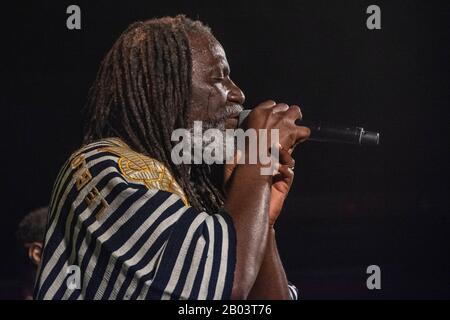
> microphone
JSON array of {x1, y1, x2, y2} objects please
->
[{"x1": 238, "y1": 109, "x2": 380, "y2": 146}]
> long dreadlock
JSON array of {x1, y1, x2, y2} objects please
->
[{"x1": 83, "y1": 15, "x2": 225, "y2": 213}]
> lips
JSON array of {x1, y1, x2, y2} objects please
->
[
  {"x1": 225, "y1": 114, "x2": 240, "y2": 129},
  {"x1": 227, "y1": 112, "x2": 240, "y2": 120},
  {"x1": 220, "y1": 105, "x2": 243, "y2": 129},
  {"x1": 225, "y1": 105, "x2": 243, "y2": 119}
]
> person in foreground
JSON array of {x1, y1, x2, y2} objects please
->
[{"x1": 34, "y1": 15, "x2": 309, "y2": 300}]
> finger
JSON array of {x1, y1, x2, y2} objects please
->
[
  {"x1": 272, "y1": 103, "x2": 290, "y2": 114},
  {"x1": 278, "y1": 147, "x2": 295, "y2": 167},
  {"x1": 295, "y1": 125, "x2": 311, "y2": 143},
  {"x1": 257, "y1": 100, "x2": 277, "y2": 109},
  {"x1": 277, "y1": 164, "x2": 294, "y2": 179},
  {"x1": 283, "y1": 105, "x2": 303, "y2": 121}
]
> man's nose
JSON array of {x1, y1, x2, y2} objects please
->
[{"x1": 228, "y1": 80, "x2": 245, "y2": 105}]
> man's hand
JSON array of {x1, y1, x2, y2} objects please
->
[
  {"x1": 269, "y1": 147, "x2": 295, "y2": 226},
  {"x1": 224, "y1": 101, "x2": 309, "y2": 191},
  {"x1": 222, "y1": 100, "x2": 309, "y2": 299},
  {"x1": 223, "y1": 101, "x2": 309, "y2": 225}
]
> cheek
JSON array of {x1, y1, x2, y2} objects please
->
[
  {"x1": 206, "y1": 85, "x2": 228, "y2": 114},
  {"x1": 191, "y1": 84, "x2": 227, "y2": 121},
  {"x1": 189, "y1": 83, "x2": 209, "y2": 122}
]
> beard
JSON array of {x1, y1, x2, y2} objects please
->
[
  {"x1": 186, "y1": 104, "x2": 243, "y2": 164},
  {"x1": 205, "y1": 104, "x2": 243, "y2": 131}
]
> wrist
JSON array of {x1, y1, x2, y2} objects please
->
[
  {"x1": 235, "y1": 162, "x2": 273, "y2": 184},
  {"x1": 268, "y1": 225, "x2": 276, "y2": 237}
]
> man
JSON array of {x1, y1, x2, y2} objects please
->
[
  {"x1": 16, "y1": 207, "x2": 48, "y2": 299},
  {"x1": 34, "y1": 15, "x2": 309, "y2": 300}
]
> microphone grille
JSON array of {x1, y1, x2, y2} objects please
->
[{"x1": 238, "y1": 110, "x2": 252, "y2": 127}]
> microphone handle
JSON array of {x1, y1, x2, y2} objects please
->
[
  {"x1": 238, "y1": 110, "x2": 380, "y2": 146},
  {"x1": 298, "y1": 120, "x2": 380, "y2": 146}
]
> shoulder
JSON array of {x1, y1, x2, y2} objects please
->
[{"x1": 67, "y1": 138, "x2": 189, "y2": 206}]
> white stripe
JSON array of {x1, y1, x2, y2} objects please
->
[
  {"x1": 213, "y1": 215, "x2": 230, "y2": 300},
  {"x1": 42, "y1": 169, "x2": 128, "y2": 299},
  {"x1": 179, "y1": 236, "x2": 206, "y2": 299},
  {"x1": 45, "y1": 151, "x2": 117, "y2": 248},
  {"x1": 64, "y1": 183, "x2": 140, "y2": 298},
  {"x1": 48, "y1": 141, "x2": 114, "y2": 222},
  {"x1": 96, "y1": 194, "x2": 180, "y2": 299},
  {"x1": 38, "y1": 241, "x2": 65, "y2": 298},
  {"x1": 81, "y1": 189, "x2": 172, "y2": 296},
  {"x1": 80, "y1": 188, "x2": 157, "y2": 296},
  {"x1": 288, "y1": 284, "x2": 298, "y2": 300},
  {"x1": 67, "y1": 175, "x2": 128, "y2": 265},
  {"x1": 60, "y1": 181, "x2": 135, "y2": 299},
  {"x1": 42, "y1": 260, "x2": 69, "y2": 300},
  {"x1": 161, "y1": 212, "x2": 209, "y2": 300},
  {"x1": 121, "y1": 245, "x2": 165, "y2": 300},
  {"x1": 197, "y1": 217, "x2": 215, "y2": 299},
  {"x1": 39, "y1": 156, "x2": 119, "y2": 288},
  {"x1": 109, "y1": 205, "x2": 187, "y2": 299}
]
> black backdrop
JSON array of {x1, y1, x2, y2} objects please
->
[{"x1": 2, "y1": 0, "x2": 449, "y2": 299}]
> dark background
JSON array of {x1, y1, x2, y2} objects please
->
[{"x1": 2, "y1": 0, "x2": 449, "y2": 299}]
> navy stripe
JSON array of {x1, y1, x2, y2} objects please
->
[
  {"x1": 34, "y1": 157, "x2": 71, "y2": 298},
  {"x1": 145, "y1": 207, "x2": 199, "y2": 299},
  {"x1": 103, "y1": 197, "x2": 185, "y2": 299},
  {"x1": 47, "y1": 144, "x2": 114, "y2": 226},
  {"x1": 44, "y1": 156, "x2": 120, "y2": 265},
  {"x1": 50, "y1": 200, "x2": 108, "y2": 300},
  {"x1": 207, "y1": 216, "x2": 222, "y2": 299},
  {"x1": 84, "y1": 191, "x2": 171, "y2": 298},
  {"x1": 64, "y1": 183, "x2": 133, "y2": 299},
  {"x1": 114, "y1": 227, "x2": 172, "y2": 299},
  {"x1": 169, "y1": 223, "x2": 205, "y2": 299},
  {"x1": 37, "y1": 157, "x2": 126, "y2": 296},
  {"x1": 188, "y1": 224, "x2": 210, "y2": 299},
  {"x1": 113, "y1": 195, "x2": 183, "y2": 299},
  {"x1": 52, "y1": 173, "x2": 136, "y2": 298},
  {"x1": 36, "y1": 183, "x2": 80, "y2": 299},
  {"x1": 77, "y1": 187, "x2": 146, "y2": 289},
  {"x1": 220, "y1": 210, "x2": 236, "y2": 300},
  {"x1": 36, "y1": 245, "x2": 70, "y2": 299},
  {"x1": 35, "y1": 140, "x2": 238, "y2": 300}
]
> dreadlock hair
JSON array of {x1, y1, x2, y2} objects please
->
[{"x1": 83, "y1": 15, "x2": 225, "y2": 213}]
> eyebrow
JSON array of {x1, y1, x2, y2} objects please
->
[{"x1": 207, "y1": 60, "x2": 230, "y2": 76}]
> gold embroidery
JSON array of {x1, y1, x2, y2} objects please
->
[
  {"x1": 71, "y1": 154, "x2": 86, "y2": 169},
  {"x1": 95, "y1": 198, "x2": 109, "y2": 221},
  {"x1": 70, "y1": 154, "x2": 92, "y2": 191},
  {"x1": 75, "y1": 168, "x2": 92, "y2": 191},
  {"x1": 85, "y1": 187, "x2": 109, "y2": 221},
  {"x1": 99, "y1": 143, "x2": 189, "y2": 206},
  {"x1": 85, "y1": 187, "x2": 101, "y2": 206}
]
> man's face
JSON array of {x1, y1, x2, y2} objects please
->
[{"x1": 188, "y1": 32, "x2": 245, "y2": 130}]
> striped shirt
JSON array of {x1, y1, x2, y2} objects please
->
[{"x1": 34, "y1": 138, "x2": 298, "y2": 300}]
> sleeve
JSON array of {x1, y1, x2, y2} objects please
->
[
  {"x1": 33, "y1": 142, "x2": 237, "y2": 300},
  {"x1": 91, "y1": 142, "x2": 237, "y2": 300},
  {"x1": 147, "y1": 207, "x2": 237, "y2": 300},
  {"x1": 288, "y1": 281, "x2": 299, "y2": 300}
]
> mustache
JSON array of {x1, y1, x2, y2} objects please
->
[{"x1": 216, "y1": 104, "x2": 244, "y2": 122}]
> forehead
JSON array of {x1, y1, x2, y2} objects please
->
[{"x1": 189, "y1": 33, "x2": 228, "y2": 70}]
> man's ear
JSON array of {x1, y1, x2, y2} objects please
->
[{"x1": 27, "y1": 242, "x2": 43, "y2": 266}]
